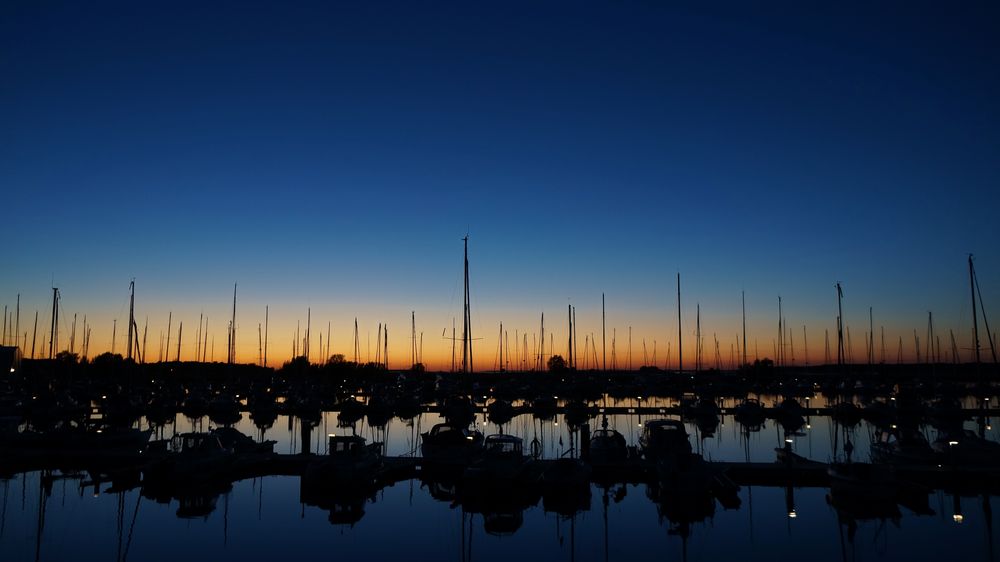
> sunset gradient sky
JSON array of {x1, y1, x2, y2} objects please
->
[{"x1": 2, "y1": 2, "x2": 998, "y2": 369}]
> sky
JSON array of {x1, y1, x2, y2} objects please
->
[{"x1": 2, "y1": 1, "x2": 998, "y2": 369}]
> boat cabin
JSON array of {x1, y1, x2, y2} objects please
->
[
  {"x1": 171, "y1": 433, "x2": 226, "y2": 454},
  {"x1": 640, "y1": 420, "x2": 692, "y2": 457},
  {"x1": 484, "y1": 434, "x2": 523, "y2": 456},
  {"x1": 328, "y1": 434, "x2": 370, "y2": 456}
]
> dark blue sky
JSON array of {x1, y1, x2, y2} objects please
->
[{"x1": 2, "y1": 2, "x2": 998, "y2": 366}]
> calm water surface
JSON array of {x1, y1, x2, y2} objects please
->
[{"x1": 3, "y1": 397, "x2": 999, "y2": 561}]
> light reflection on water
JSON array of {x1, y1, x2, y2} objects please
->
[{"x1": 2, "y1": 396, "x2": 999, "y2": 561}]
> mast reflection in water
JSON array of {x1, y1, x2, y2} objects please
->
[{"x1": 1, "y1": 405, "x2": 998, "y2": 562}]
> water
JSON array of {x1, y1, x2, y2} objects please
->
[{"x1": 2, "y1": 399, "x2": 999, "y2": 561}]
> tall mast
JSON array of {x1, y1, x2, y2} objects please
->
[
  {"x1": 540, "y1": 313, "x2": 545, "y2": 370},
  {"x1": 354, "y1": 318, "x2": 360, "y2": 364},
  {"x1": 602, "y1": 293, "x2": 606, "y2": 371},
  {"x1": 176, "y1": 322, "x2": 183, "y2": 361},
  {"x1": 306, "y1": 308, "x2": 311, "y2": 363},
  {"x1": 462, "y1": 236, "x2": 473, "y2": 373},
  {"x1": 741, "y1": 291, "x2": 747, "y2": 367},
  {"x1": 836, "y1": 283, "x2": 845, "y2": 366},
  {"x1": 166, "y1": 312, "x2": 172, "y2": 364},
  {"x1": 14, "y1": 294, "x2": 19, "y2": 350},
  {"x1": 499, "y1": 321, "x2": 504, "y2": 372},
  {"x1": 48, "y1": 287, "x2": 59, "y2": 359},
  {"x1": 127, "y1": 279, "x2": 135, "y2": 361},
  {"x1": 31, "y1": 311, "x2": 38, "y2": 359},
  {"x1": 229, "y1": 282, "x2": 237, "y2": 364},
  {"x1": 777, "y1": 296, "x2": 783, "y2": 367},
  {"x1": 676, "y1": 274, "x2": 682, "y2": 373},
  {"x1": 572, "y1": 306, "x2": 578, "y2": 369},
  {"x1": 696, "y1": 303, "x2": 701, "y2": 373},
  {"x1": 142, "y1": 317, "x2": 148, "y2": 364},
  {"x1": 412, "y1": 311, "x2": 417, "y2": 368},
  {"x1": 567, "y1": 304, "x2": 573, "y2": 370},
  {"x1": 869, "y1": 307, "x2": 875, "y2": 367}
]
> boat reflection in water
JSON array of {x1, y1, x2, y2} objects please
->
[{"x1": 4, "y1": 406, "x2": 1000, "y2": 562}]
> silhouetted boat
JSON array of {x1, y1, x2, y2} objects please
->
[
  {"x1": 932, "y1": 429, "x2": 1000, "y2": 465},
  {"x1": 733, "y1": 398, "x2": 766, "y2": 429},
  {"x1": 463, "y1": 434, "x2": 533, "y2": 483},
  {"x1": 589, "y1": 426, "x2": 628, "y2": 464},
  {"x1": 486, "y1": 399, "x2": 516, "y2": 426},
  {"x1": 420, "y1": 423, "x2": 484, "y2": 464},
  {"x1": 145, "y1": 432, "x2": 234, "y2": 483},
  {"x1": 870, "y1": 427, "x2": 935, "y2": 465},
  {"x1": 640, "y1": 420, "x2": 692, "y2": 464},
  {"x1": 305, "y1": 434, "x2": 383, "y2": 482}
]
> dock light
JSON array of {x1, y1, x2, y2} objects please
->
[
  {"x1": 949, "y1": 441, "x2": 959, "y2": 446},
  {"x1": 806, "y1": 424, "x2": 811, "y2": 429},
  {"x1": 988, "y1": 425, "x2": 993, "y2": 431},
  {"x1": 102, "y1": 395, "x2": 107, "y2": 400},
  {"x1": 788, "y1": 510, "x2": 797, "y2": 518},
  {"x1": 954, "y1": 514, "x2": 964, "y2": 524},
  {"x1": 890, "y1": 397, "x2": 896, "y2": 401},
  {"x1": 466, "y1": 436, "x2": 474, "y2": 441},
  {"x1": 555, "y1": 422, "x2": 559, "y2": 426},
  {"x1": 891, "y1": 424, "x2": 897, "y2": 429},
  {"x1": 637, "y1": 396, "x2": 643, "y2": 401},
  {"x1": 554, "y1": 396, "x2": 559, "y2": 400},
  {"x1": 9, "y1": 367, "x2": 13, "y2": 373},
  {"x1": 785, "y1": 438, "x2": 794, "y2": 443}
]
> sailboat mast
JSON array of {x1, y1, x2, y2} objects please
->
[
  {"x1": 602, "y1": 293, "x2": 606, "y2": 371},
  {"x1": 499, "y1": 321, "x2": 504, "y2": 372},
  {"x1": 229, "y1": 282, "x2": 237, "y2": 364},
  {"x1": 48, "y1": 287, "x2": 59, "y2": 359},
  {"x1": 741, "y1": 291, "x2": 747, "y2": 367},
  {"x1": 127, "y1": 280, "x2": 135, "y2": 361},
  {"x1": 836, "y1": 283, "x2": 845, "y2": 366},
  {"x1": 677, "y1": 274, "x2": 682, "y2": 373},
  {"x1": 567, "y1": 304, "x2": 573, "y2": 370},
  {"x1": 462, "y1": 236, "x2": 473, "y2": 373}
]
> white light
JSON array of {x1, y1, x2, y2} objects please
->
[
  {"x1": 949, "y1": 441, "x2": 959, "y2": 446},
  {"x1": 788, "y1": 511, "x2": 797, "y2": 518},
  {"x1": 806, "y1": 424, "x2": 811, "y2": 429},
  {"x1": 785, "y1": 438, "x2": 793, "y2": 443},
  {"x1": 954, "y1": 514, "x2": 964, "y2": 524},
  {"x1": 8, "y1": 368, "x2": 13, "y2": 373},
  {"x1": 891, "y1": 424, "x2": 897, "y2": 429}
]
